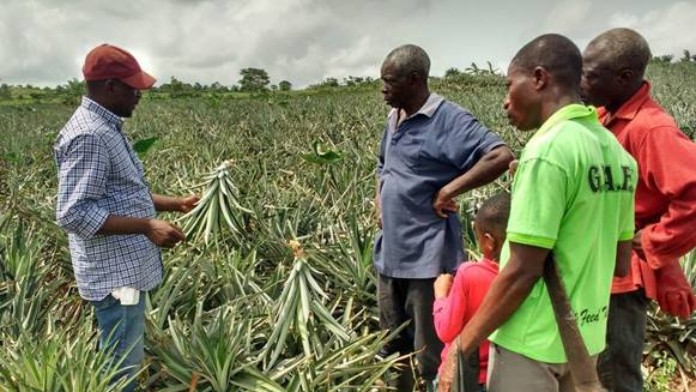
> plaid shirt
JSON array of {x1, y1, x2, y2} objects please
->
[{"x1": 54, "y1": 97, "x2": 162, "y2": 301}]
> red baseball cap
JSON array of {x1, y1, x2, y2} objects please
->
[{"x1": 82, "y1": 44, "x2": 156, "y2": 90}]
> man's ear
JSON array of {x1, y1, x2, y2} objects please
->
[
  {"x1": 103, "y1": 79, "x2": 118, "y2": 93},
  {"x1": 484, "y1": 232, "x2": 497, "y2": 253},
  {"x1": 532, "y1": 66, "x2": 549, "y2": 90},
  {"x1": 409, "y1": 71, "x2": 427, "y2": 86},
  {"x1": 616, "y1": 68, "x2": 636, "y2": 86}
]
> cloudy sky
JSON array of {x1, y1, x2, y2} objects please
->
[{"x1": 1, "y1": 0, "x2": 695, "y2": 88}]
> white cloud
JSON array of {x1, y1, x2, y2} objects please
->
[
  {"x1": 608, "y1": 1, "x2": 696, "y2": 57},
  {"x1": 543, "y1": 0, "x2": 594, "y2": 37},
  {"x1": 0, "y1": 0, "x2": 433, "y2": 87},
  {"x1": 0, "y1": 0, "x2": 692, "y2": 88}
]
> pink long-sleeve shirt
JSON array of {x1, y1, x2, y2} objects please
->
[{"x1": 433, "y1": 258, "x2": 499, "y2": 385}]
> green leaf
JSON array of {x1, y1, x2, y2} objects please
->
[
  {"x1": 132, "y1": 137, "x2": 159, "y2": 159},
  {"x1": 301, "y1": 141, "x2": 343, "y2": 164}
]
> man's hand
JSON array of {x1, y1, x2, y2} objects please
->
[
  {"x1": 632, "y1": 230, "x2": 645, "y2": 260},
  {"x1": 434, "y1": 273, "x2": 454, "y2": 299},
  {"x1": 655, "y1": 260, "x2": 696, "y2": 319},
  {"x1": 146, "y1": 219, "x2": 186, "y2": 248},
  {"x1": 433, "y1": 188, "x2": 459, "y2": 219},
  {"x1": 375, "y1": 195, "x2": 383, "y2": 229},
  {"x1": 509, "y1": 159, "x2": 519, "y2": 177},
  {"x1": 178, "y1": 194, "x2": 200, "y2": 213}
]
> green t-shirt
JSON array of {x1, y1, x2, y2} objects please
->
[{"x1": 489, "y1": 104, "x2": 637, "y2": 363}]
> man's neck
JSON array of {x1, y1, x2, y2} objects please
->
[
  {"x1": 605, "y1": 82, "x2": 643, "y2": 114},
  {"x1": 87, "y1": 94, "x2": 113, "y2": 111},
  {"x1": 540, "y1": 93, "x2": 581, "y2": 125},
  {"x1": 401, "y1": 90, "x2": 430, "y2": 117}
]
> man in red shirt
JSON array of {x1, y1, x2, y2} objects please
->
[{"x1": 582, "y1": 28, "x2": 696, "y2": 392}]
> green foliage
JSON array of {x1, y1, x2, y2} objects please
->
[
  {"x1": 0, "y1": 84, "x2": 11, "y2": 100},
  {"x1": 645, "y1": 351, "x2": 680, "y2": 392},
  {"x1": 301, "y1": 141, "x2": 343, "y2": 164},
  {"x1": 444, "y1": 67, "x2": 461, "y2": 79},
  {"x1": 132, "y1": 136, "x2": 159, "y2": 159},
  {"x1": 239, "y1": 68, "x2": 271, "y2": 92}
]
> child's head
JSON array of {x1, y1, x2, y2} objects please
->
[{"x1": 474, "y1": 192, "x2": 511, "y2": 261}]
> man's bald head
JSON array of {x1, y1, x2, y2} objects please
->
[
  {"x1": 585, "y1": 28, "x2": 651, "y2": 80},
  {"x1": 382, "y1": 44, "x2": 430, "y2": 80},
  {"x1": 581, "y1": 28, "x2": 651, "y2": 110},
  {"x1": 510, "y1": 34, "x2": 582, "y2": 91}
]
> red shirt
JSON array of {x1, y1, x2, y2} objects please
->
[
  {"x1": 599, "y1": 82, "x2": 696, "y2": 297},
  {"x1": 433, "y1": 259, "x2": 498, "y2": 384}
]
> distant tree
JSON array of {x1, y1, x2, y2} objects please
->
[
  {"x1": 462, "y1": 62, "x2": 500, "y2": 76},
  {"x1": 239, "y1": 68, "x2": 270, "y2": 91},
  {"x1": 210, "y1": 81, "x2": 226, "y2": 91},
  {"x1": 279, "y1": 80, "x2": 292, "y2": 91},
  {"x1": 444, "y1": 67, "x2": 461, "y2": 78},
  {"x1": 682, "y1": 50, "x2": 692, "y2": 62},
  {"x1": 653, "y1": 54, "x2": 674, "y2": 63},
  {"x1": 344, "y1": 76, "x2": 367, "y2": 86},
  {"x1": 465, "y1": 62, "x2": 480, "y2": 74},
  {"x1": 0, "y1": 83, "x2": 11, "y2": 100},
  {"x1": 485, "y1": 61, "x2": 500, "y2": 75},
  {"x1": 322, "y1": 77, "x2": 339, "y2": 87},
  {"x1": 59, "y1": 78, "x2": 85, "y2": 104},
  {"x1": 270, "y1": 84, "x2": 278, "y2": 91}
]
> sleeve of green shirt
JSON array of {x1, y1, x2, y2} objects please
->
[
  {"x1": 507, "y1": 158, "x2": 569, "y2": 250},
  {"x1": 618, "y1": 181, "x2": 636, "y2": 241}
]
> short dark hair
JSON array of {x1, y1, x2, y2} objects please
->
[
  {"x1": 383, "y1": 44, "x2": 431, "y2": 79},
  {"x1": 586, "y1": 28, "x2": 651, "y2": 79},
  {"x1": 475, "y1": 192, "x2": 511, "y2": 238},
  {"x1": 511, "y1": 34, "x2": 582, "y2": 90}
]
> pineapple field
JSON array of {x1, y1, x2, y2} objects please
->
[{"x1": 0, "y1": 61, "x2": 695, "y2": 391}]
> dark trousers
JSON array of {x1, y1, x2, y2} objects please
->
[
  {"x1": 379, "y1": 274, "x2": 443, "y2": 390},
  {"x1": 597, "y1": 290, "x2": 648, "y2": 392}
]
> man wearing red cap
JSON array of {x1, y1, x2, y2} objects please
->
[{"x1": 54, "y1": 43, "x2": 198, "y2": 391}]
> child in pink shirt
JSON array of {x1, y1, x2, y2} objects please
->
[{"x1": 433, "y1": 193, "x2": 510, "y2": 389}]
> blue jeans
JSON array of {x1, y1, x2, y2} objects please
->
[{"x1": 90, "y1": 293, "x2": 145, "y2": 392}]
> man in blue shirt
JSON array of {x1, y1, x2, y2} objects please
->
[
  {"x1": 54, "y1": 44, "x2": 198, "y2": 391},
  {"x1": 375, "y1": 44, "x2": 514, "y2": 390}
]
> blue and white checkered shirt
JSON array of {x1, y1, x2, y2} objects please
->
[{"x1": 54, "y1": 97, "x2": 162, "y2": 301}]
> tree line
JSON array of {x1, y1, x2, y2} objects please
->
[{"x1": 2, "y1": 52, "x2": 695, "y2": 104}]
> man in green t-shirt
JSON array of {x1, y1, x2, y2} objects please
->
[{"x1": 438, "y1": 34, "x2": 637, "y2": 392}]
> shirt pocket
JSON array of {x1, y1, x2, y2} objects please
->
[{"x1": 395, "y1": 132, "x2": 424, "y2": 170}]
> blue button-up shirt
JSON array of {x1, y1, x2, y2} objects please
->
[
  {"x1": 374, "y1": 94, "x2": 505, "y2": 279},
  {"x1": 54, "y1": 97, "x2": 162, "y2": 301}
]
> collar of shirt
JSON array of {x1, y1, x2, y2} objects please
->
[
  {"x1": 81, "y1": 96, "x2": 124, "y2": 131},
  {"x1": 477, "y1": 258, "x2": 500, "y2": 271},
  {"x1": 597, "y1": 81, "x2": 651, "y2": 126},
  {"x1": 388, "y1": 93, "x2": 445, "y2": 130},
  {"x1": 532, "y1": 103, "x2": 598, "y2": 140}
]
